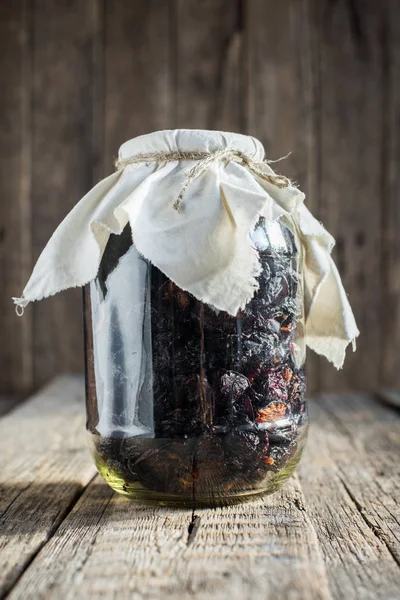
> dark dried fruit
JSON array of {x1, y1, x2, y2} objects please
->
[
  {"x1": 89, "y1": 219, "x2": 308, "y2": 503},
  {"x1": 256, "y1": 402, "x2": 288, "y2": 424}
]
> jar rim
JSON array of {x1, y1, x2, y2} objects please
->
[{"x1": 118, "y1": 129, "x2": 265, "y2": 162}]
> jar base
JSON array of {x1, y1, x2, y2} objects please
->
[{"x1": 94, "y1": 444, "x2": 305, "y2": 508}]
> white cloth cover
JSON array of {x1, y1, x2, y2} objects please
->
[{"x1": 14, "y1": 129, "x2": 359, "y2": 368}]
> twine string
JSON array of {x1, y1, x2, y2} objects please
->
[{"x1": 115, "y1": 148, "x2": 291, "y2": 211}]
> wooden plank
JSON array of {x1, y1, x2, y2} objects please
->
[
  {"x1": 381, "y1": 0, "x2": 400, "y2": 387},
  {"x1": 31, "y1": 0, "x2": 101, "y2": 388},
  {"x1": 91, "y1": 0, "x2": 106, "y2": 184},
  {"x1": 175, "y1": 0, "x2": 244, "y2": 131},
  {"x1": 314, "y1": 0, "x2": 384, "y2": 390},
  {"x1": 298, "y1": 394, "x2": 400, "y2": 599},
  {"x1": 246, "y1": 0, "x2": 320, "y2": 392},
  {"x1": 7, "y1": 477, "x2": 331, "y2": 600},
  {"x1": 247, "y1": 0, "x2": 317, "y2": 199},
  {"x1": 320, "y1": 393, "x2": 400, "y2": 563},
  {"x1": 2, "y1": 377, "x2": 399, "y2": 599},
  {"x1": 0, "y1": 0, "x2": 33, "y2": 394},
  {"x1": 0, "y1": 375, "x2": 96, "y2": 599},
  {"x1": 104, "y1": 0, "x2": 172, "y2": 173}
]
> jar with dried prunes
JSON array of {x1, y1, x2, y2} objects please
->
[
  {"x1": 16, "y1": 130, "x2": 358, "y2": 508},
  {"x1": 84, "y1": 215, "x2": 308, "y2": 507}
]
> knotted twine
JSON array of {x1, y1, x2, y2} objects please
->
[{"x1": 115, "y1": 148, "x2": 292, "y2": 211}]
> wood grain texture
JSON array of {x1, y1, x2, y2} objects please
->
[
  {"x1": 30, "y1": 0, "x2": 102, "y2": 389},
  {"x1": 7, "y1": 477, "x2": 331, "y2": 600},
  {"x1": 314, "y1": 0, "x2": 384, "y2": 390},
  {"x1": 104, "y1": 0, "x2": 173, "y2": 173},
  {"x1": 299, "y1": 396, "x2": 400, "y2": 599},
  {"x1": 318, "y1": 393, "x2": 400, "y2": 564},
  {"x1": 175, "y1": 0, "x2": 244, "y2": 131},
  {"x1": 1, "y1": 376, "x2": 400, "y2": 599},
  {"x1": 247, "y1": 0, "x2": 316, "y2": 197},
  {"x1": 0, "y1": 376, "x2": 96, "y2": 599},
  {"x1": 0, "y1": 0, "x2": 33, "y2": 394},
  {"x1": 91, "y1": 0, "x2": 106, "y2": 184},
  {"x1": 380, "y1": 0, "x2": 400, "y2": 387}
]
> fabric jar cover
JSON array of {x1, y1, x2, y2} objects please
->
[{"x1": 13, "y1": 129, "x2": 359, "y2": 369}]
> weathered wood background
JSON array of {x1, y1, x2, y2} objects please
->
[{"x1": 0, "y1": 0, "x2": 398, "y2": 396}]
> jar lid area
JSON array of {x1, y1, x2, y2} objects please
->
[{"x1": 118, "y1": 129, "x2": 265, "y2": 162}]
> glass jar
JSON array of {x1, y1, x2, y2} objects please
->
[{"x1": 83, "y1": 216, "x2": 308, "y2": 507}]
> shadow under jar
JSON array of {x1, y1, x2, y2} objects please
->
[{"x1": 84, "y1": 217, "x2": 308, "y2": 507}]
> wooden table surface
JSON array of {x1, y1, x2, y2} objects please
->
[{"x1": 0, "y1": 376, "x2": 399, "y2": 600}]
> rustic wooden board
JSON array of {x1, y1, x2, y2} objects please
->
[
  {"x1": 1, "y1": 375, "x2": 400, "y2": 599},
  {"x1": 30, "y1": 0, "x2": 101, "y2": 389},
  {"x1": 7, "y1": 477, "x2": 331, "y2": 600},
  {"x1": 91, "y1": 0, "x2": 106, "y2": 184},
  {"x1": 317, "y1": 393, "x2": 400, "y2": 563},
  {"x1": 104, "y1": 0, "x2": 173, "y2": 173},
  {"x1": 380, "y1": 0, "x2": 400, "y2": 387},
  {"x1": 175, "y1": 0, "x2": 244, "y2": 131},
  {"x1": 299, "y1": 396, "x2": 400, "y2": 599},
  {"x1": 247, "y1": 0, "x2": 317, "y2": 199},
  {"x1": 0, "y1": 376, "x2": 96, "y2": 599},
  {"x1": 314, "y1": 0, "x2": 384, "y2": 390},
  {"x1": 0, "y1": 0, "x2": 33, "y2": 395}
]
